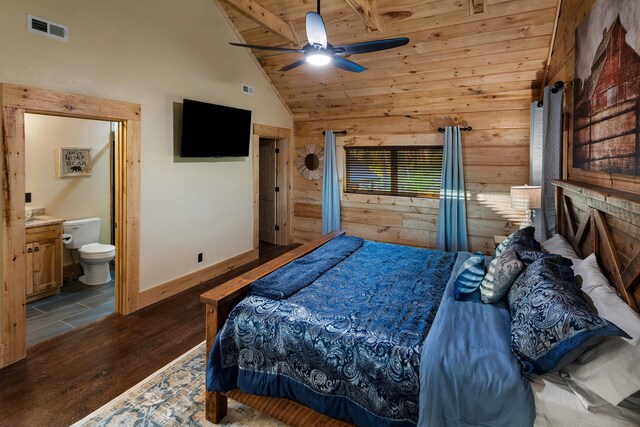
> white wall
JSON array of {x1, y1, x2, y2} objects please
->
[
  {"x1": 0, "y1": 0, "x2": 292, "y2": 291},
  {"x1": 24, "y1": 114, "x2": 112, "y2": 262}
]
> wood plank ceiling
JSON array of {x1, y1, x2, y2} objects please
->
[{"x1": 217, "y1": 0, "x2": 559, "y2": 252}]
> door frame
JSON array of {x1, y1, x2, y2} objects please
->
[
  {"x1": 252, "y1": 124, "x2": 291, "y2": 248},
  {"x1": 0, "y1": 83, "x2": 141, "y2": 368}
]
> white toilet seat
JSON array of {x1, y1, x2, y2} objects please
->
[{"x1": 79, "y1": 243, "x2": 116, "y2": 260}]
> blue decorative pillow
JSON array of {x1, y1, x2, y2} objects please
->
[
  {"x1": 480, "y1": 248, "x2": 524, "y2": 304},
  {"x1": 508, "y1": 258, "x2": 629, "y2": 375},
  {"x1": 454, "y1": 252, "x2": 485, "y2": 301},
  {"x1": 495, "y1": 226, "x2": 541, "y2": 257}
]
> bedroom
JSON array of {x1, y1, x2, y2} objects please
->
[{"x1": 1, "y1": 0, "x2": 640, "y2": 426}]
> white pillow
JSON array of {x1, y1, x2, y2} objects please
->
[
  {"x1": 562, "y1": 254, "x2": 640, "y2": 406},
  {"x1": 541, "y1": 234, "x2": 581, "y2": 265}
]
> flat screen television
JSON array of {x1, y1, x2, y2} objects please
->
[{"x1": 180, "y1": 99, "x2": 252, "y2": 157}]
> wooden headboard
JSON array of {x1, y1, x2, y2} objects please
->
[{"x1": 554, "y1": 180, "x2": 640, "y2": 312}]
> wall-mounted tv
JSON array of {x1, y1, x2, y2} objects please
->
[{"x1": 180, "y1": 99, "x2": 252, "y2": 157}]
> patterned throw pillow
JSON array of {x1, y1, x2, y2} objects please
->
[
  {"x1": 508, "y1": 258, "x2": 629, "y2": 375},
  {"x1": 480, "y1": 247, "x2": 524, "y2": 303},
  {"x1": 495, "y1": 226, "x2": 541, "y2": 257},
  {"x1": 508, "y1": 246, "x2": 575, "y2": 280},
  {"x1": 454, "y1": 252, "x2": 486, "y2": 301}
]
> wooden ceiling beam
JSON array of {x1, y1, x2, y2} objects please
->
[
  {"x1": 220, "y1": 0, "x2": 299, "y2": 45},
  {"x1": 344, "y1": 0, "x2": 382, "y2": 32}
]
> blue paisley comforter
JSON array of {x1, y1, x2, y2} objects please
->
[{"x1": 207, "y1": 238, "x2": 457, "y2": 426}]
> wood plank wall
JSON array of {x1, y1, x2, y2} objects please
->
[
  {"x1": 547, "y1": 0, "x2": 640, "y2": 195},
  {"x1": 286, "y1": 1, "x2": 557, "y2": 252}
]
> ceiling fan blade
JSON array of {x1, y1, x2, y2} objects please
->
[
  {"x1": 279, "y1": 59, "x2": 307, "y2": 72},
  {"x1": 333, "y1": 37, "x2": 410, "y2": 55},
  {"x1": 306, "y1": 12, "x2": 327, "y2": 49},
  {"x1": 332, "y1": 56, "x2": 365, "y2": 73},
  {"x1": 229, "y1": 42, "x2": 304, "y2": 53}
]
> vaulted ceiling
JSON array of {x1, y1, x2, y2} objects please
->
[{"x1": 216, "y1": 0, "x2": 559, "y2": 120}]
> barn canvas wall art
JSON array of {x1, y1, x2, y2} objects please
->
[{"x1": 573, "y1": 0, "x2": 640, "y2": 175}]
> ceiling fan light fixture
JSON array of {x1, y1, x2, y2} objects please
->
[
  {"x1": 306, "y1": 52, "x2": 332, "y2": 66},
  {"x1": 229, "y1": 0, "x2": 409, "y2": 73}
]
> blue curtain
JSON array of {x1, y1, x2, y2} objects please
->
[
  {"x1": 541, "y1": 86, "x2": 563, "y2": 240},
  {"x1": 529, "y1": 86, "x2": 563, "y2": 241},
  {"x1": 322, "y1": 130, "x2": 340, "y2": 234},
  {"x1": 529, "y1": 100, "x2": 544, "y2": 241},
  {"x1": 436, "y1": 126, "x2": 468, "y2": 252}
]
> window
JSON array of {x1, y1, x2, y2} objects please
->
[{"x1": 345, "y1": 146, "x2": 443, "y2": 198}]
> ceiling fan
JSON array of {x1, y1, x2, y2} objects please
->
[{"x1": 229, "y1": 0, "x2": 409, "y2": 73}]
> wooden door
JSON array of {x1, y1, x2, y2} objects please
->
[
  {"x1": 259, "y1": 139, "x2": 277, "y2": 244},
  {"x1": 32, "y1": 240, "x2": 57, "y2": 294}
]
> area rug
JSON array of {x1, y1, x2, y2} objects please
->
[{"x1": 72, "y1": 342, "x2": 286, "y2": 426}]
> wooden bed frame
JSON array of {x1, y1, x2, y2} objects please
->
[
  {"x1": 554, "y1": 180, "x2": 640, "y2": 312},
  {"x1": 200, "y1": 179, "x2": 640, "y2": 426}
]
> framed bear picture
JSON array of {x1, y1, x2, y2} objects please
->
[{"x1": 59, "y1": 147, "x2": 92, "y2": 177}]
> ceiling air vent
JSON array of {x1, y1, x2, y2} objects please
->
[{"x1": 27, "y1": 14, "x2": 68, "y2": 42}]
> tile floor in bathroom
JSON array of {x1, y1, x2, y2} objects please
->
[{"x1": 26, "y1": 271, "x2": 115, "y2": 347}]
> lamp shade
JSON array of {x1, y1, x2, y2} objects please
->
[{"x1": 511, "y1": 185, "x2": 542, "y2": 209}]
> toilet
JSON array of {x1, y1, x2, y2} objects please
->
[{"x1": 63, "y1": 218, "x2": 115, "y2": 286}]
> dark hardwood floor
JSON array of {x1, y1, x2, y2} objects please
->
[{"x1": 0, "y1": 242, "x2": 298, "y2": 427}]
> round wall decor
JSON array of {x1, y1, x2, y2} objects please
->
[{"x1": 296, "y1": 144, "x2": 324, "y2": 180}]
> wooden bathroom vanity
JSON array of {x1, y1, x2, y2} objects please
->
[{"x1": 25, "y1": 216, "x2": 63, "y2": 302}]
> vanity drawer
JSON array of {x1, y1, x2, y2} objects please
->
[{"x1": 26, "y1": 224, "x2": 61, "y2": 243}]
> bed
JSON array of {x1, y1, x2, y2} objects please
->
[{"x1": 200, "y1": 179, "x2": 640, "y2": 426}]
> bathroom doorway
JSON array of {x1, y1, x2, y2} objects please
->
[
  {"x1": 24, "y1": 114, "x2": 116, "y2": 347},
  {"x1": 0, "y1": 84, "x2": 141, "y2": 369}
]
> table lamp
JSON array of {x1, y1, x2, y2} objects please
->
[{"x1": 511, "y1": 185, "x2": 542, "y2": 228}]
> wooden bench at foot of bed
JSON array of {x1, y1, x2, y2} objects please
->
[{"x1": 200, "y1": 230, "x2": 349, "y2": 426}]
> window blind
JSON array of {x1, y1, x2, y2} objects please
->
[{"x1": 345, "y1": 146, "x2": 443, "y2": 198}]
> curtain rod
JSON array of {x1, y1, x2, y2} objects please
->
[
  {"x1": 322, "y1": 130, "x2": 347, "y2": 135},
  {"x1": 437, "y1": 126, "x2": 472, "y2": 133},
  {"x1": 537, "y1": 81, "x2": 565, "y2": 107}
]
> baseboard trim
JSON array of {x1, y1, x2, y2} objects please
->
[{"x1": 138, "y1": 249, "x2": 259, "y2": 309}]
